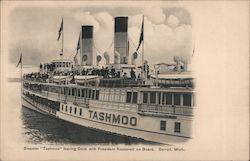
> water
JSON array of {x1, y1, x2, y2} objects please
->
[
  {"x1": 7, "y1": 82, "x2": 155, "y2": 145},
  {"x1": 21, "y1": 107, "x2": 152, "y2": 145}
]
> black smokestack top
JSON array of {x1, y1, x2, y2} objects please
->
[
  {"x1": 82, "y1": 26, "x2": 93, "y2": 38},
  {"x1": 115, "y1": 17, "x2": 128, "y2": 32},
  {"x1": 80, "y1": 25, "x2": 93, "y2": 66}
]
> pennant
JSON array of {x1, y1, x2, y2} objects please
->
[
  {"x1": 16, "y1": 54, "x2": 22, "y2": 68},
  {"x1": 136, "y1": 16, "x2": 144, "y2": 51},
  {"x1": 76, "y1": 32, "x2": 80, "y2": 52},
  {"x1": 57, "y1": 18, "x2": 63, "y2": 41}
]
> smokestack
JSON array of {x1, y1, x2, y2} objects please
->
[
  {"x1": 80, "y1": 26, "x2": 93, "y2": 66},
  {"x1": 114, "y1": 17, "x2": 128, "y2": 64}
]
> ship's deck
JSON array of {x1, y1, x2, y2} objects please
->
[{"x1": 22, "y1": 79, "x2": 194, "y2": 93}]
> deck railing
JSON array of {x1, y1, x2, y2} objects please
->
[
  {"x1": 89, "y1": 100, "x2": 138, "y2": 112},
  {"x1": 23, "y1": 87, "x2": 89, "y2": 107},
  {"x1": 138, "y1": 104, "x2": 193, "y2": 116}
]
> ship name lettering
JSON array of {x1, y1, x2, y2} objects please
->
[{"x1": 88, "y1": 110, "x2": 137, "y2": 126}]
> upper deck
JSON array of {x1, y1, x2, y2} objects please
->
[
  {"x1": 23, "y1": 70, "x2": 194, "y2": 89},
  {"x1": 22, "y1": 76, "x2": 194, "y2": 117}
]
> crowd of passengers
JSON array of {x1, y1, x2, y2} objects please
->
[
  {"x1": 68, "y1": 66, "x2": 138, "y2": 79},
  {"x1": 24, "y1": 66, "x2": 140, "y2": 82},
  {"x1": 24, "y1": 73, "x2": 49, "y2": 82}
]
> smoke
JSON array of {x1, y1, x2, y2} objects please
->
[{"x1": 73, "y1": 11, "x2": 100, "y2": 31}]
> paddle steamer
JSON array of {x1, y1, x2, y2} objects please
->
[{"x1": 21, "y1": 16, "x2": 194, "y2": 144}]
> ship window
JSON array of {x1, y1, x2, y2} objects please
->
[
  {"x1": 70, "y1": 106, "x2": 72, "y2": 113},
  {"x1": 72, "y1": 88, "x2": 75, "y2": 96},
  {"x1": 78, "y1": 89, "x2": 81, "y2": 97},
  {"x1": 174, "y1": 122, "x2": 181, "y2": 133},
  {"x1": 174, "y1": 94, "x2": 181, "y2": 106},
  {"x1": 65, "y1": 105, "x2": 68, "y2": 112},
  {"x1": 96, "y1": 90, "x2": 99, "y2": 100},
  {"x1": 61, "y1": 104, "x2": 64, "y2": 111},
  {"x1": 166, "y1": 93, "x2": 172, "y2": 105},
  {"x1": 66, "y1": 63, "x2": 68, "y2": 67},
  {"x1": 126, "y1": 92, "x2": 132, "y2": 103},
  {"x1": 88, "y1": 90, "x2": 92, "y2": 98},
  {"x1": 143, "y1": 92, "x2": 148, "y2": 104},
  {"x1": 150, "y1": 92, "x2": 156, "y2": 104},
  {"x1": 81, "y1": 89, "x2": 85, "y2": 97},
  {"x1": 79, "y1": 108, "x2": 82, "y2": 116},
  {"x1": 92, "y1": 90, "x2": 95, "y2": 99},
  {"x1": 74, "y1": 107, "x2": 77, "y2": 114},
  {"x1": 132, "y1": 92, "x2": 138, "y2": 104},
  {"x1": 68, "y1": 88, "x2": 71, "y2": 95},
  {"x1": 158, "y1": 92, "x2": 162, "y2": 104},
  {"x1": 160, "y1": 120, "x2": 166, "y2": 131},
  {"x1": 183, "y1": 94, "x2": 192, "y2": 106}
]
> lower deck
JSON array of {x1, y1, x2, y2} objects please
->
[{"x1": 22, "y1": 88, "x2": 194, "y2": 144}]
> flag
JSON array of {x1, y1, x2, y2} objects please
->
[
  {"x1": 136, "y1": 16, "x2": 144, "y2": 51},
  {"x1": 76, "y1": 32, "x2": 80, "y2": 52},
  {"x1": 16, "y1": 54, "x2": 22, "y2": 68},
  {"x1": 57, "y1": 18, "x2": 63, "y2": 41}
]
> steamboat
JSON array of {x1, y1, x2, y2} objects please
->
[{"x1": 20, "y1": 16, "x2": 194, "y2": 144}]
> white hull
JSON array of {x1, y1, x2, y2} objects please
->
[
  {"x1": 21, "y1": 95, "x2": 192, "y2": 144},
  {"x1": 56, "y1": 111, "x2": 189, "y2": 144}
]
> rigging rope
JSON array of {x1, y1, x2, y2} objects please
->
[
  {"x1": 103, "y1": 40, "x2": 114, "y2": 55},
  {"x1": 128, "y1": 34, "x2": 142, "y2": 55}
]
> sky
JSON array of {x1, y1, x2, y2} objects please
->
[{"x1": 8, "y1": 5, "x2": 193, "y2": 68}]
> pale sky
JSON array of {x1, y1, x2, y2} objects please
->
[{"x1": 8, "y1": 5, "x2": 192, "y2": 67}]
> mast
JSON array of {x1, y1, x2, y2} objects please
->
[
  {"x1": 16, "y1": 53, "x2": 23, "y2": 95},
  {"x1": 61, "y1": 17, "x2": 64, "y2": 59},
  {"x1": 21, "y1": 54, "x2": 23, "y2": 95},
  {"x1": 62, "y1": 19, "x2": 63, "y2": 57},
  {"x1": 141, "y1": 15, "x2": 145, "y2": 83}
]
